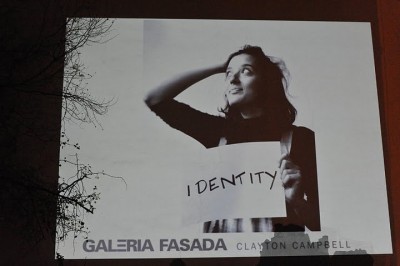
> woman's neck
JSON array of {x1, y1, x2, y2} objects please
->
[{"x1": 240, "y1": 106, "x2": 265, "y2": 119}]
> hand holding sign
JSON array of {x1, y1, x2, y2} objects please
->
[
  {"x1": 279, "y1": 153, "x2": 304, "y2": 206},
  {"x1": 182, "y1": 142, "x2": 287, "y2": 226}
]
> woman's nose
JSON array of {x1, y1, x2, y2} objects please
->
[{"x1": 229, "y1": 72, "x2": 240, "y2": 84}]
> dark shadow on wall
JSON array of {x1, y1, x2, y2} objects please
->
[
  {"x1": 170, "y1": 259, "x2": 186, "y2": 266},
  {"x1": 257, "y1": 231, "x2": 373, "y2": 266},
  {"x1": 163, "y1": 231, "x2": 373, "y2": 266},
  {"x1": 257, "y1": 254, "x2": 373, "y2": 266}
]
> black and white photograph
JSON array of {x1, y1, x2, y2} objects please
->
[
  {"x1": 57, "y1": 19, "x2": 391, "y2": 259},
  {"x1": 144, "y1": 43, "x2": 320, "y2": 233}
]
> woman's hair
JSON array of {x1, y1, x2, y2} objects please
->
[{"x1": 220, "y1": 45, "x2": 297, "y2": 129}]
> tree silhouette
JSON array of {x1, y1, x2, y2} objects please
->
[
  {"x1": 0, "y1": 1, "x2": 118, "y2": 260},
  {"x1": 57, "y1": 16, "x2": 120, "y2": 244}
]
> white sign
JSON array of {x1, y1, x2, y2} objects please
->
[{"x1": 182, "y1": 142, "x2": 286, "y2": 225}]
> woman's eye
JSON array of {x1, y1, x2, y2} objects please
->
[
  {"x1": 242, "y1": 68, "x2": 251, "y2": 74},
  {"x1": 226, "y1": 71, "x2": 232, "y2": 78}
]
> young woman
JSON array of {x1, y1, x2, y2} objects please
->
[{"x1": 144, "y1": 45, "x2": 320, "y2": 233}]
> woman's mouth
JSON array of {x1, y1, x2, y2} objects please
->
[{"x1": 229, "y1": 88, "x2": 243, "y2": 94}]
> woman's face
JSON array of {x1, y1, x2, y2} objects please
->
[{"x1": 224, "y1": 54, "x2": 265, "y2": 113}]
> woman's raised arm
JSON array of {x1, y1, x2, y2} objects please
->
[{"x1": 144, "y1": 64, "x2": 225, "y2": 107}]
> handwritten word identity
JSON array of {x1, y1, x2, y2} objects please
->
[{"x1": 187, "y1": 170, "x2": 277, "y2": 197}]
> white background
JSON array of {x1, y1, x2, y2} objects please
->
[{"x1": 58, "y1": 19, "x2": 391, "y2": 258}]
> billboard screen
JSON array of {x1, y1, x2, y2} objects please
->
[{"x1": 58, "y1": 19, "x2": 391, "y2": 259}]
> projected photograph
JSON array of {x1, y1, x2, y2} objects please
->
[
  {"x1": 57, "y1": 19, "x2": 391, "y2": 259},
  {"x1": 144, "y1": 44, "x2": 320, "y2": 233}
]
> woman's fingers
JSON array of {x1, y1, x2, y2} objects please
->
[
  {"x1": 281, "y1": 169, "x2": 301, "y2": 188},
  {"x1": 279, "y1": 154, "x2": 302, "y2": 202},
  {"x1": 279, "y1": 155, "x2": 300, "y2": 176},
  {"x1": 278, "y1": 153, "x2": 289, "y2": 168}
]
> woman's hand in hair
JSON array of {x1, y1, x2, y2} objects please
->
[{"x1": 144, "y1": 64, "x2": 225, "y2": 107}]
